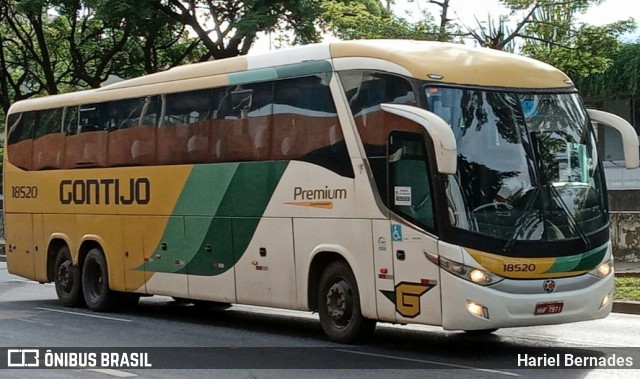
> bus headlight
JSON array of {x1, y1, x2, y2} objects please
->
[
  {"x1": 589, "y1": 259, "x2": 613, "y2": 279},
  {"x1": 438, "y1": 256, "x2": 503, "y2": 286}
]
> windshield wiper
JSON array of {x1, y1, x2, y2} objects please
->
[
  {"x1": 545, "y1": 182, "x2": 591, "y2": 249},
  {"x1": 528, "y1": 131, "x2": 591, "y2": 249},
  {"x1": 502, "y1": 186, "x2": 541, "y2": 252}
]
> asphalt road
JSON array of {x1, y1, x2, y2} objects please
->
[{"x1": 1, "y1": 262, "x2": 639, "y2": 379}]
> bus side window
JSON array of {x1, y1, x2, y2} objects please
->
[
  {"x1": 66, "y1": 103, "x2": 109, "y2": 168},
  {"x1": 220, "y1": 81, "x2": 273, "y2": 162},
  {"x1": 388, "y1": 131, "x2": 435, "y2": 230},
  {"x1": 107, "y1": 97, "x2": 157, "y2": 167},
  {"x1": 63, "y1": 106, "x2": 79, "y2": 135},
  {"x1": 33, "y1": 108, "x2": 65, "y2": 170},
  {"x1": 79, "y1": 103, "x2": 109, "y2": 133},
  {"x1": 339, "y1": 70, "x2": 421, "y2": 202},
  {"x1": 271, "y1": 74, "x2": 353, "y2": 177},
  {"x1": 157, "y1": 88, "x2": 214, "y2": 164},
  {"x1": 6, "y1": 112, "x2": 36, "y2": 170}
]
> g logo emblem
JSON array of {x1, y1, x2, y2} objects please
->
[{"x1": 381, "y1": 281, "x2": 436, "y2": 318}]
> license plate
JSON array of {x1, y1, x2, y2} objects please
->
[{"x1": 534, "y1": 301, "x2": 564, "y2": 315}]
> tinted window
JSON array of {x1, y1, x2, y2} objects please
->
[
  {"x1": 389, "y1": 131, "x2": 435, "y2": 229},
  {"x1": 339, "y1": 70, "x2": 420, "y2": 196},
  {"x1": 341, "y1": 70, "x2": 416, "y2": 116},
  {"x1": 64, "y1": 106, "x2": 79, "y2": 135},
  {"x1": 109, "y1": 97, "x2": 148, "y2": 130},
  {"x1": 35, "y1": 108, "x2": 63, "y2": 138},
  {"x1": 162, "y1": 89, "x2": 212, "y2": 126},
  {"x1": 79, "y1": 103, "x2": 109, "y2": 132},
  {"x1": 271, "y1": 74, "x2": 353, "y2": 177},
  {"x1": 7, "y1": 111, "x2": 36, "y2": 144}
]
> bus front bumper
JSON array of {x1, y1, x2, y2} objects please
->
[{"x1": 440, "y1": 269, "x2": 614, "y2": 331}]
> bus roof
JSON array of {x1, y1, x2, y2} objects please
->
[
  {"x1": 8, "y1": 40, "x2": 572, "y2": 113},
  {"x1": 329, "y1": 40, "x2": 572, "y2": 90}
]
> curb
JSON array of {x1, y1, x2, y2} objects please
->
[
  {"x1": 612, "y1": 301, "x2": 640, "y2": 315},
  {"x1": 615, "y1": 272, "x2": 640, "y2": 278}
]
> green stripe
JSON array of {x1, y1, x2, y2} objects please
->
[
  {"x1": 229, "y1": 68, "x2": 278, "y2": 85},
  {"x1": 544, "y1": 244, "x2": 607, "y2": 274},
  {"x1": 275, "y1": 61, "x2": 333, "y2": 80},
  {"x1": 141, "y1": 161, "x2": 289, "y2": 276},
  {"x1": 229, "y1": 61, "x2": 333, "y2": 85}
]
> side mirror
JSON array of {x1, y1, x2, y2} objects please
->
[
  {"x1": 381, "y1": 103, "x2": 457, "y2": 174},
  {"x1": 587, "y1": 109, "x2": 639, "y2": 169}
]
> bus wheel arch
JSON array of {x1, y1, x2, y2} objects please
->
[
  {"x1": 307, "y1": 251, "x2": 346, "y2": 311},
  {"x1": 47, "y1": 238, "x2": 70, "y2": 282},
  {"x1": 51, "y1": 241, "x2": 83, "y2": 307}
]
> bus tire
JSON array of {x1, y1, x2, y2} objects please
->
[
  {"x1": 317, "y1": 261, "x2": 376, "y2": 344},
  {"x1": 82, "y1": 248, "x2": 116, "y2": 312},
  {"x1": 54, "y1": 246, "x2": 82, "y2": 307}
]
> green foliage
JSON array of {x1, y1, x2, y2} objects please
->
[
  {"x1": 517, "y1": 1, "x2": 635, "y2": 78},
  {"x1": 574, "y1": 42, "x2": 640, "y2": 99},
  {"x1": 148, "y1": 0, "x2": 323, "y2": 58},
  {"x1": 465, "y1": 0, "x2": 637, "y2": 78},
  {"x1": 615, "y1": 276, "x2": 640, "y2": 301},
  {"x1": 321, "y1": 0, "x2": 439, "y2": 40}
]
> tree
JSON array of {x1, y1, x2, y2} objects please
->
[
  {"x1": 463, "y1": 0, "x2": 636, "y2": 77},
  {"x1": 146, "y1": 0, "x2": 323, "y2": 60},
  {"x1": 574, "y1": 42, "x2": 640, "y2": 99},
  {"x1": 321, "y1": 0, "x2": 440, "y2": 40},
  {"x1": 428, "y1": 0, "x2": 459, "y2": 41},
  {"x1": 519, "y1": 1, "x2": 635, "y2": 77}
]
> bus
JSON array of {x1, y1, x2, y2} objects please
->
[{"x1": 4, "y1": 40, "x2": 638, "y2": 343}]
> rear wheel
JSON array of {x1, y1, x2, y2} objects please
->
[
  {"x1": 317, "y1": 261, "x2": 376, "y2": 344},
  {"x1": 54, "y1": 246, "x2": 82, "y2": 307},
  {"x1": 82, "y1": 248, "x2": 117, "y2": 312}
]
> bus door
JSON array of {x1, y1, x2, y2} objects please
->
[{"x1": 387, "y1": 131, "x2": 442, "y2": 325}]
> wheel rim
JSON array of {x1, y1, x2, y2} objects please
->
[
  {"x1": 325, "y1": 279, "x2": 354, "y2": 328},
  {"x1": 56, "y1": 260, "x2": 74, "y2": 294},
  {"x1": 85, "y1": 259, "x2": 104, "y2": 302}
]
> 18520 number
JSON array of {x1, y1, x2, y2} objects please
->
[
  {"x1": 503, "y1": 263, "x2": 536, "y2": 272},
  {"x1": 11, "y1": 185, "x2": 38, "y2": 199}
]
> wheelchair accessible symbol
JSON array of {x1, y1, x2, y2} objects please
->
[{"x1": 391, "y1": 224, "x2": 403, "y2": 241}]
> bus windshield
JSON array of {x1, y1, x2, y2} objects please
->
[{"x1": 425, "y1": 87, "x2": 606, "y2": 244}]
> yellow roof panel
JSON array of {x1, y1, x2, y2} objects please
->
[{"x1": 330, "y1": 40, "x2": 571, "y2": 89}]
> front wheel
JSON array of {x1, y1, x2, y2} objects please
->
[
  {"x1": 82, "y1": 248, "x2": 116, "y2": 312},
  {"x1": 317, "y1": 261, "x2": 376, "y2": 344},
  {"x1": 54, "y1": 246, "x2": 82, "y2": 307}
]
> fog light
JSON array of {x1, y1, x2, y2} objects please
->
[
  {"x1": 600, "y1": 293, "x2": 612, "y2": 309},
  {"x1": 467, "y1": 300, "x2": 489, "y2": 319}
]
